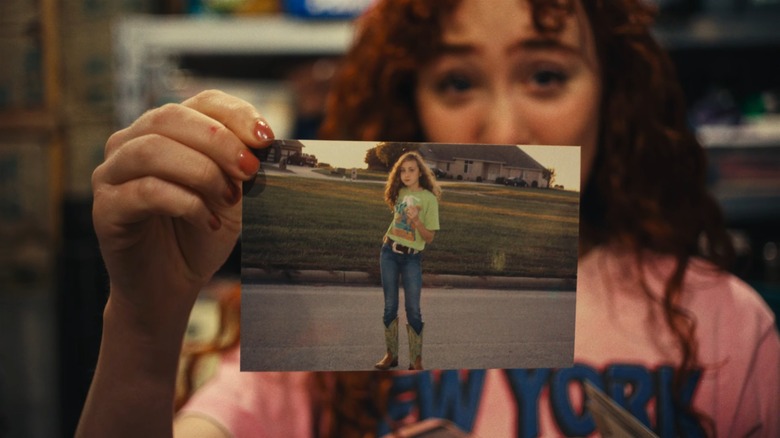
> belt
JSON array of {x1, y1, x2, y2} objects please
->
[{"x1": 384, "y1": 237, "x2": 420, "y2": 255}]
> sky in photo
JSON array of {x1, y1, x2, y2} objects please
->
[{"x1": 298, "y1": 140, "x2": 581, "y2": 191}]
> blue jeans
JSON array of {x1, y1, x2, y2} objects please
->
[{"x1": 380, "y1": 243, "x2": 423, "y2": 333}]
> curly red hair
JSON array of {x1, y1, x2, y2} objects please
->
[{"x1": 319, "y1": 0, "x2": 460, "y2": 142}]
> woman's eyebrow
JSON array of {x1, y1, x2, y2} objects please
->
[
  {"x1": 436, "y1": 42, "x2": 477, "y2": 56},
  {"x1": 437, "y1": 37, "x2": 581, "y2": 57},
  {"x1": 508, "y1": 37, "x2": 580, "y2": 56}
]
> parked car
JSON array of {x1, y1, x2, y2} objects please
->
[
  {"x1": 504, "y1": 176, "x2": 528, "y2": 187},
  {"x1": 429, "y1": 167, "x2": 448, "y2": 179},
  {"x1": 287, "y1": 152, "x2": 318, "y2": 167}
]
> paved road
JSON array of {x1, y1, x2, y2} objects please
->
[
  {"x1": 241, "y1": 284, "x2": 575, "y2": 372},
  {"x1": 265, "y1": 164, "x2": 360, "y2": 180}
]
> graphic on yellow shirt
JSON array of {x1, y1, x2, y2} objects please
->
[{"x1": 389, "y1": 194, "x2": 419, "y2": 242}]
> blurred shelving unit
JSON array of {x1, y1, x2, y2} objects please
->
[
  {"x1": 657, "y1": 3, "x2": 780, "y2": 314},
  {"x1": 658, "y1": 8, "x2": 780, "y2": 314},
  {"x1": 653, "y1": 14, "x2": 780, "y2": 48},
  {"x1": 658, "y1": 12, "x2": 780, "y2": 296},
  {"x1": 114, "y1": 15, "x2": 354, "y2": 129},
  {"x1": 0, "y1": 0, "x2": 63, "y2": 239},
  {"x1": 0, "y1": 0, "x2": 64, "y2": 436}
]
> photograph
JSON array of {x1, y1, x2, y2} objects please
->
[{"x1": 241, "y1": 140, "x2": 580, "y2": 371}]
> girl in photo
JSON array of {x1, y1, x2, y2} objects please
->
[{"x1": 376, "y1": 151, "x2": 441, "y2": 371}]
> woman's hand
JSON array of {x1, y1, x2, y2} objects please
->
[
  {"x1": 78, "y1": 90, "x2": 273, "y2": 437},
  {"x1": 92, "y1": 90, "x2": 273, "y2": 330}
]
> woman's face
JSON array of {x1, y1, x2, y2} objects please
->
[
  {"x1": 399, "y1": 159, "x2": 421, "y2": 189},
  {"x1": 415, "y1": 0, "x2": 601, "y2": 182}
]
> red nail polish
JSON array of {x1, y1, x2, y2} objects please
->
[
  {"x1": 238, "y1": 149, "x2": 260, "y2": 177},
  {"x1": 209, "y1": 213, "x2": 222, "y2": 231},
  {"x1": 254, "y1": 118, "x2": 274, "y2": 142}
]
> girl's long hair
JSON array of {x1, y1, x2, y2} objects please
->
[{"x1": 384, "y1": 151, "x2": 442, "y2": 210}]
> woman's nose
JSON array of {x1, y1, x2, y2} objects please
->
[{"x1": 477, "y1": 93, "x2": 531, "y2": 145}]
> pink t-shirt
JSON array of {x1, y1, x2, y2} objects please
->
[{"x1": 181, "y1": 246, "x2": 780, "y2": 437}]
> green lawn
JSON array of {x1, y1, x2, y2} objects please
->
[
  {"x1": 312, "y1": 167, "x2": 389, "y2": 181},
  {"x1": 243, "y1": 176, "x2": 579, "y2": 278}
]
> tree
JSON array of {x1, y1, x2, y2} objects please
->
[
  {"x1": 364, "y1": 147, "x2": 386, "y2": 171},
  {"x1": 375, "y1": 142, "x2": 420, "y2": 168},
  {"x1": 543, "y1": 167, "x2": 556, "y2": 188}
]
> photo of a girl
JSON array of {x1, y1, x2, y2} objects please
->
[{"x1": 376, "y1": 151, "x2": 441, "y2": 371}]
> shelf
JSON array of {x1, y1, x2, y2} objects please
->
[
  {"x1": 698, "y1": 118, "x2": 780, "y2": 148},
  {"x1": 114, "y1": 13, "x2": 780, "y2": 56},
  {"x1": 113, "y1": 15, "x2": 356, "y2": 126},
  {"x1": 653, "y1": 15, "x2": 780, "y2": 49},
  {"x1": 115, "y1": 15, "x2": 354, "y2": 56}
]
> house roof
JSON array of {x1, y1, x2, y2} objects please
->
[
  {"x1": 276, "y1": 139, "x2": 306, "y2": 150},
  {"x1": 418, "y1": 143, "x2": 545, "y2": 170}
]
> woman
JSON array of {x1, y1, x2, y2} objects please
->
[
  {"x1": 79, "y1": 0, "x2": 779, "y2": 436},
  {"x1": 376, "y1": 151, "x2": 441, "y2": 371}
]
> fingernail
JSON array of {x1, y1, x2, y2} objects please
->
[
  {"x1": 209, "y1": 212, "x2": 222, "y2": 231},
  {"x1": 238, "y1": 149, "x2": 260, "y2": 177},
  {"x1": 254, "y1": 118, "x2": 274, "y2": 142}
]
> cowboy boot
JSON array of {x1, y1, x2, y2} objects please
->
[
  {"x1": 407, "y1": 323, "x2": 424, "y2": 370},
  {"x1": 374, "y1": 318, "x2": 399, "y2": 370}
]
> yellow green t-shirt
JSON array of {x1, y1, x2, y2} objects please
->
[{"x1": 385, "y1": 187, "x2": 440, "y2": 251}]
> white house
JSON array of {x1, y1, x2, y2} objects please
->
[{"x1": 418, "y1": 143, "x2": 549, "y2": 187}]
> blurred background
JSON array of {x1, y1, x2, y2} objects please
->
[{"x1": 0, "y1": 0, "x2": 778, "y2": 436}]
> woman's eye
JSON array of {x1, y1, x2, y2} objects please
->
[
  {"x1": 529, "y1": 69, "x2": 568, "y2": 89},
  {"x1": 435, "y1": 72, "x2": 474, "y2": 94}
]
